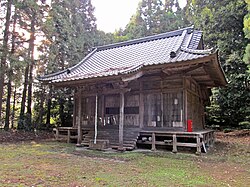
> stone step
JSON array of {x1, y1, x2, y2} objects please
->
[{"x1": 110, "y1": 145, "x2": 134, "y2": 151}]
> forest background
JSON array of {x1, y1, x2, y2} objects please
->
[{"x1": 0, "y1": 0, "x2": 249, "y2": 131}]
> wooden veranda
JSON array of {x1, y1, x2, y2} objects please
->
[{"x1": 54, "y1": 126, "x2": 214, "y2": 154}]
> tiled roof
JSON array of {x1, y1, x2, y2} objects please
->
[{"x1": 39, "y1": 26, "x2": 213, "y2": 83}]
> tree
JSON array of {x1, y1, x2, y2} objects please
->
[
  {"x1": 4, "y1": 6, "x2": 17, "y2": 130},
  {"x1": 0, "y1": 0, "x2": 13, "y2": 127},
  {"x1": 17, "y1": 0, "x2": 48, "y2": 130},
  {"x1": 186, "y1": 0, "x2": 250, "y2": 127},
  {"x1": 244, "y1": 0, "x2": 250, "y2": 65},
  {"x1": 121, "y1": 0, "x2": 189, "y2": 40},
  {"x1": 37, "y1": 0, "x2": 97, "y2": 127},
  {"x1": 0, "y1": 0, "x2": 33, "y2": 130}
]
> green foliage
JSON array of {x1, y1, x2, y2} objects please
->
[
  {"x1": 115, "y1": 0, "x2": 190, "y2": 41},
  {"x1": 2, "y1": 0, "x2": 249, "y2": 130},
  {"x1": 187, "y1": 0, "x2": 250, "y2": 128},
  {"x1": 94, "y1": 30, "x2": 115, "y2": 46},
  {"x1": 40, "y1": 0, "x2": 97, "y2": 74},
  {"x1": 36, "y1": 0, "x2": 97, "y2": 128},
  {"x1": 244, "y1": 0, "x2": 250, "y2": 65},
  {"x1": 239, "y1": 121, "x2": 250, "y2": 129}
]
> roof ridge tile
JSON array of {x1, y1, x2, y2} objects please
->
[{"x1": 96, "y1": 26, "x2": 194, "y2": 51}]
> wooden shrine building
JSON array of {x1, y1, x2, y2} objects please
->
[{"x1": 39, "y1": 26, "x2": 227, "y2": 154}]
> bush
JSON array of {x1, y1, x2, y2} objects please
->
[{"x1": 239, "y1": 121, "x2": 250, "y2": 129}]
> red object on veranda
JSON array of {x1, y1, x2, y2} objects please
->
[{"x1": 187, "y1": 119, "x2": 193, "y2": 132}]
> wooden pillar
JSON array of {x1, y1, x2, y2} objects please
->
[
  {"x1": 148, "y1": 94, "x2": 152, "y2": 127},
  {"x1": 211, "y1": 131, "x2": 215, "y2": 147},
  {"x1": 183, "y1": 77, "x2": 188, "y2": 130},
  {"x1": 172, "y1": 134, "x2": 177, "y2": 153},
  {"x1": 139, "y1": 82, "x2": 144, "y2": 128},
  {"x1": 160, "y1": 80, "x2": 164, "y2": 127},
  {"x1": 160, "y1": 93, "x2": 164, "y2": 127},
  {"x1": 196, "y1": 134, "x2": 201, "y2": 155},
  {"x1": 67, "y1": 129, "x2": 70, "y2": 143},
  {"x1": 73, "y1": 91, "x2": 76, "y2": 127},
  {"x1": 54, "y1": 128, "x2": 59, "y2": 140},
  {"x1": 101, "y1": 95, "x2": 105, "y2": 126},
  {"x1": 151, "y1": 132, "x2": 156, "y2": 151},
  {"x1": 94, "y1": 94, "x2": 98, "y2": 144},
  {"x1": 76, "y1": 89, "x2": 82, "y2": 146},
  {"x1": 118, "y1": 92, "x2": 125, "y2": 151}
]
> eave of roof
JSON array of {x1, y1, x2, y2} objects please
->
[{"x1": 47, "y1": 52, "x2": 226, "y2": 88}]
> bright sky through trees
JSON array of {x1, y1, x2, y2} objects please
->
[{"x1": 92, "y1": 0, "x2": 187, "y2": 33}]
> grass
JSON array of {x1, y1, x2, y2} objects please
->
[{"x1": 0, "y1": 141, "x2": 249, "y2": 187}]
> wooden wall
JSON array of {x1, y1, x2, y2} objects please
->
[
  {"x1": 163, "y1": 92, "x2": 183, "y2": 128},
  {"x1": 185, "y1": 78, "x2": 205, "y2": 130},
  {"x1": 124, "y1": 94, "x2": 139, "y2": 126},
  {"x1": 74, "y1": 73, "x2": 207, "y2": 131},
  {"x1": 143, "y1": 93, "x2": 162, "y2": 127}
]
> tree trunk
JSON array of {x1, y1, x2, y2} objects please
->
[
  {"x1": 38, "y1": 86, "x2": 45, "y2": 127},
  {"x1": 18, "y1": 11, "x2": 36, "y2": 130},
  {"x1": 0, "y1": 0, "x2": 12, "y2": 126},
  {"x1": 18, "y1": 65, "x2": 29, "y2": 130},
  {"x1": 27, "y1": 12, "x2": 36, "y2": 127},
  {"x1": 5, "y1": 8, "x2": 17, "y2": 130},
  {"x1": 11, "y1": 86, "x2": 17, "y2": 129},
  {"x1": 46, "y1": 86, "x2": 52, "y2": 127},
  {"x1": 4, "y1": 74, "x2": 11, "y2": 131}
]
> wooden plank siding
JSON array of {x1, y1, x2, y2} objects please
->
[{"x1": 72, "y1": 73, "x2": 209, "y2": 131}]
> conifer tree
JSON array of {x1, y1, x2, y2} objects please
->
[
  {"x1": 38, "y1": 0, "x2": 97, "y2": 127},
  {"x1": 122, "y1": 0, "x2": 189, "y2": 40},
  {"x1": 186, "y1": 0, "x2": 250, "y2": 127},
  {"x1": 17, "y1": 0, "x2": 48, "y2": 130},
  {"x1": 0, "y1": 0, "x2": 13, "y2": 127},
  {"x1": 244, "y1": 0, "x2": 250, "y2": 64}
]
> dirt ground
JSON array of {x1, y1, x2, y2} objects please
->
[
  {"x1": 198, "y1": 130, "x2": 250, "y2": 187},
  {"x1": 215, "y1": 130, "x2": 250, "y2": 145},
  {"x1": 0, "y1": 129, "x2": 54, "y2": 142}
]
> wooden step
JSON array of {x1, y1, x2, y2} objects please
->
[{"x1": 81, "y1": 126, "x2": 140, "y2": 150}]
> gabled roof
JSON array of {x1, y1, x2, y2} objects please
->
[{"x1": 38, "y1": 26, "x2": 225, "y2": 86}]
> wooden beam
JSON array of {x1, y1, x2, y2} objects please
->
[
  {"x1": 192, "y1": 74, "x2": 211, "y2": 80},
  {"x1": 122, "y1": 71, "x2": 144, "y2": 82},
  {"x1": 182, "y1": 64, "x2": 204, "y2": 74},
  {"x1": 81, "y1": 87, "x2": 131, "y2": 97},
  {"x1": 162, "y1": 69, "x2": 174, "y2": 75},
  {"x1": 118, "y1": 92, "x2": 125, "y2": 151}
]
